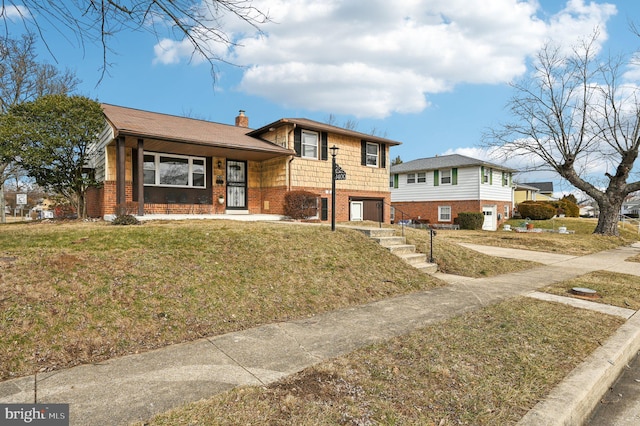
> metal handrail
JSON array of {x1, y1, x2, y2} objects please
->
[
  {"x1": 376, "y1": 199, "x2": 436, "y2": 262},
  {"x1": 376, "y1": 199, "x2": 412, "y2": 236}
]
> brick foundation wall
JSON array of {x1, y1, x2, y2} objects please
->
[
  {"x1": 290, "y1": 186, "x2": 391, "y2": 223},
  {"x1": 86, "y1": 186, "x2": 104, "y2": 218},
  {"x1": 98, "y1": 178, "x2": 391, "y2": 223},
  {"x1": 392, "y1": 199, "x2": 512, "y2": 226}
]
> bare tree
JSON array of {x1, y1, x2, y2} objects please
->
[
  {"x1": 0, "y1": 32, "x2": 79, "y2": 223},
  {"x1": 485, "y1": 31, "x2": 640, "y2": 235},
  {"x1": 1, "y1": 0, "x2": 269, "y2": 82}
]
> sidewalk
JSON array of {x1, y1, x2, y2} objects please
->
[{"x1": 1, "y1": 244, "x2": 640, "y2": 425}]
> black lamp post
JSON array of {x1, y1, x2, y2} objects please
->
[{"x1": 330, "y1": 145, "x2": 339, "y2": 231}]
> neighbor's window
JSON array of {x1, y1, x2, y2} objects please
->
[
  {"x1": 438, "y1": 206, "x2": 451, "y2": 222},
  {"x1": 407, "y1": 173, "x2": 416, "y2": 184},
  {"x1": 302, "y1": 130, "x2": 319, "y2": 159},
  {"x1": 483, "y1": 167, "x2": 491, "y2": 184},
  {"x1": 417, "y1": 172, "x2": 426, "y2": 183},
  {"x1": 366, "y1": 142, "x2": 379, "y2": 167},
  {"x1": 440, "y1": 169, "x2": 451, "y2": 185},
  {"x1": 144, "y1": 152, "x2": 206, "y2": 188}
]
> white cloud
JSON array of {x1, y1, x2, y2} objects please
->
[
  {"x1": 1, "y1": 4, "x2": 30, "y2": 20},
  {"x1": 153, "y1": 0, "x2": 617, "y2": 118}
]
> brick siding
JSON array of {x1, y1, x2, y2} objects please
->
[{"x1": 392, "y1": 200, "x2": 512, "y2": 226}]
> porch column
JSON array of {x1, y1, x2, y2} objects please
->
[
  {"x1": 137, "y1": 139, "x2": 144, "y2": 216},
  {"x1": 116, "y1": 136, "x2": 126, "y2": 210}
]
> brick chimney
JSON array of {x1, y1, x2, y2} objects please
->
[{"x1": 235, "y1": 110, "x2": 249, "y2": 128}]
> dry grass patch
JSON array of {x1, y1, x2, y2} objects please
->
[
  {"x1": 141, "y1": 298, "x2": 623, "y2": 426},
  {"x1": 541, "y1": 271, "x2": 640, "y2": 310},
  {"x1": 0, "y1": 220, "x2": 440, "y2": 380},
  {"x1": 433, "y1": 218, "x2": 637, "y2": 257},
  {"x1": 402, "y1": 227, "x2": 540, "y2": 277}
]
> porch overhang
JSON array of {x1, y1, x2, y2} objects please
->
[{"x1": 114, "y1": 132, "x2": 294, "y2": 162}]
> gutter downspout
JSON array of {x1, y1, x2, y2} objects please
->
[{"x1": 287, "y1": 124, "x2": 296, "y2": 191}]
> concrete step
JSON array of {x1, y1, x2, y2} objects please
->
[
  {"x1": 372, "y1": 236, "x2": 407, "y2": 246},
  {"x1": 353, "y1": 227, "x2": 396, "y2": 238},
  {"x1": 398, "y1": 252, "x2": 428, "y2": 265},
  {"x1": 412, "y1": 262, "x2": 438, "y2": 273},
  {"x1": 386, "y1": 244, "x2": 416, "y2": 255}
]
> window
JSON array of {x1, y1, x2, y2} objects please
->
[
  {"x1": 389, "y1": 174, "x2": 394, "y2": 188},
  {"x1": 504, "y1": 205, "x2": 510, "y2": 219},
  {"x1": 143, "y1": 152, "x2": 206, "y2": 188},
  {"x1": 407, "y1": 173, "x2": 415, "y2": 184},
  {"x1": 302, "y1": 130, "x2": 318, "y2": 159},
  {"x1": 440, "y1": 169, "x2": 451, "y2": 185},
  {"x1": 143, "y1": 155, "x2": 156, "y2": 185},
  {"x1": 438, "y1": 206, "x2": 451, "y2": 222},
  {"x1": 417, "y1": 172, "x2": 426, "y2": 183},
  {"x1": 192, "y1": 159, "x2": 205, "y2": 187},
  {"x1": 483, "y1": 167, "x2": 491, "y2": 184},
  {"x1": 160, "y1": 156, "x2": 189, "y2": 186},
  {"x1": 502, "y1": 172, "x2": 510, "y2": 186},
  {"x1": 365, "y1": 142, "x2": 379, "y2": 167}
]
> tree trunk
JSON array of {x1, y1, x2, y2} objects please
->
[
  {"x1": 0, "y1": 163, "x2": 6, "y2": 224},
  {"x1": 0, "y1": 181, "x2": 5, "y2": 224},
  {"x1": 594, "y1": 198, "x2": 623, "y2": 236}
]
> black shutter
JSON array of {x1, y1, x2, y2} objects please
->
[
  {"x1": 321, "y1": 132, "x2": 328, "y2": 161},
  {"x1": 380, "y1": 143, "x2": 386, "y2": 168},
  {"x1": 294, "y1": 127, "x2": 302, "y2": 157},
  {"x1": 361, "y1": 140, "x2": 367, "y2": 165},
  {"x1": 321, "y1": 198, "x2": 328, "y2": 221}
]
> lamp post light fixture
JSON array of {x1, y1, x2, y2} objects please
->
[{"x1": 330, "y1": 145, "x2": 339, "y2": 231}]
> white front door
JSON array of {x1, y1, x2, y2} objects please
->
[
  {"x1": 482, "y1": 206, "x2": 497, "y2": 231},
  {"x1": 350, "y1": 201, "x2": 364, "y2": 221}
]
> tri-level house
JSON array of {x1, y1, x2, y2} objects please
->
[
  {"x1": 390, "y1": 154, "x2": 515, "y2": 230},
  {"x1": 86, "y1": 104, "x2": 401, "y2": 223}
]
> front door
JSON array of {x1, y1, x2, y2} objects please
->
[
  {"x1": 350, "y1": 201, "x2": 363, "y2": 221},
  {"x1": 482, "y1": 206, "x2": 497, "y2": 231},
  {"x1": 226, "y1": 160, "x2": 247, "y2": 210}
]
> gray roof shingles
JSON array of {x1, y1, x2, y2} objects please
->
[{"x1": 390, "y1": 154, "x2": 515, "y2": 173}]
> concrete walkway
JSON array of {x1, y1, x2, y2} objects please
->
[{"x1": 1, "y1": 244, "x2": 640, "y2": 425}]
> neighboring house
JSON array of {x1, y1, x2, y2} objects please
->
[
  {"x1": 86, "y1": 104, "x2": 400, "y2": 222},
  {"x1": 524, "y1": 182, "x2": 556, "y2": 201},
  {"x1": 579, "y1": 203, "x2": 596, "y2": 218},
  {"x1": 622, "y1": 199, "x2": 640, "y2": 217},
  {"x1": 390, "y1": 154, "x2": 515, "y2": 231},
  {"x1": 513, "y1": 182, "x2": 541, "y2": 204}
]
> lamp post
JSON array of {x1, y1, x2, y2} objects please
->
[{"x1": 330, "y1": 145, "x2": 339, "y2": 231}]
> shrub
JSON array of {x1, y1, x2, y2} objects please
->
[
  {"x1": 112, "y1": 214, "x2": 140, "y2": 225},
  {"x1": 284, "y1": 190, "x2": 318, "y2": 220},
  {"x1": 554, "y1": 197, "x2": 580, "y2": 217},
  {"x1": 455, "y1": 212, "x2": 484, "y2": 230},
  {"x1": 517, "y1": 201, "x2": 556, "y2": 220}
]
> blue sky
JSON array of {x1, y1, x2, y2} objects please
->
[{"x1": 3, "y1": 0, "x2": 640, "y2": 194}]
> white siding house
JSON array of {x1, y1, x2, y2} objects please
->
[{"x1": 390, "y1": 154, "x2": 515, "y2": 230}]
